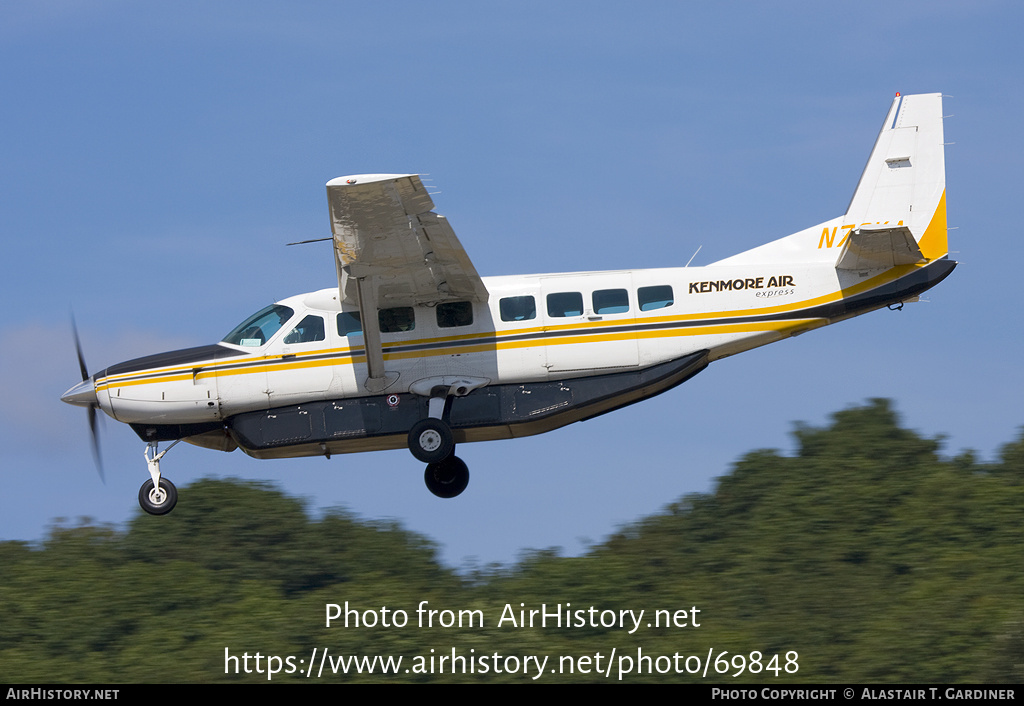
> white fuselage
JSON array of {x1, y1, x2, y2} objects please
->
[{"x1": 92, "y1": 255, "x2": 914, "y2": 430}]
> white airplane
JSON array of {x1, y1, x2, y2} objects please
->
[{"x1": 62, "y1": 92, "x2": 954, "y2": 514}]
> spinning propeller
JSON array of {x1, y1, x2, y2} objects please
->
[{"x1": 61, "y1": 317, "x2": 104, "y2": 482}]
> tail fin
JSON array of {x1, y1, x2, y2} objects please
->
[
  {"x1": 709, "y1": 93, "x2": 948, "y2": 269},
  {"x1": 843, "y1": 92, "x2": 947, "y2": 262}
]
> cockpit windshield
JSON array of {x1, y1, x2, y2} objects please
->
[{"x1": 222, "y1": 304, "x2": 295, "y2": 347}]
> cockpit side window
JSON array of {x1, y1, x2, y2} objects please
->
[
  {"x1": 283, "y1": 314, "x2": 326, "y2": 344},
  {"x1": 222, "y1": 304, "x2": 295, "y2": 347}
]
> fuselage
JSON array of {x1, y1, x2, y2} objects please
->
[{"x1": 86, "y1": 252, "x2": 954, "y2": 458}]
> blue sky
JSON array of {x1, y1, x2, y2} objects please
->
[{"x1": 2, "y1": 2, "x2": 1021, "y2": 568}]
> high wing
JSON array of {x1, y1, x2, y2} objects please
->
[
  {"x1": 327, "y1": 173, "x2": 488, "y2": 306},
  {"x1": 326, "y1": 174, "x2": 489, "y2": 391}
]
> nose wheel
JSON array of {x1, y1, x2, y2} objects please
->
[{"x1": 139, "y1": 477, "x2": 178, "y2": 515}]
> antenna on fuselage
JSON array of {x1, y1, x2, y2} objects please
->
[
  {"x1": 685, "y1": 245, "x2": 702, "y2": 268},
  {"x1": 286, "y1": 236, "x2": 333, "y2": 246}
]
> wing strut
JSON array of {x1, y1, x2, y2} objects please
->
[{"x1": 353, "y1": 275, "x2": 398, "y2": 392}]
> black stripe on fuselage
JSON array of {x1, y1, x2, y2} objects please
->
[{"x1": 99, "y1": 343, "x2": 247, "y2": 378}]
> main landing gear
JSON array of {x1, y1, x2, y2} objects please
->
[
  {"x1": 408, "y1": 418, "x2": 454, "y2": 463},
  {"x1": 140, "y1": 440, "x2": 180, "y2": 515},
  {"x1": 406, "y1": 388, "x2": 470, "y2": 498},
  {"x1": 424, "y1": 456, "x2": 469, "y2": 498}
]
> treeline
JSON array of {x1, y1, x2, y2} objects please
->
[{"x1": 2, "y1": 399, "x2": 1022, "y2": 683}]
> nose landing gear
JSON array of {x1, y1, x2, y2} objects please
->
[{"x1": 140, "y1": 440, "x2": 180, "y2": 515}]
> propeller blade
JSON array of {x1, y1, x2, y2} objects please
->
[
  {"x1": 71, "y1": 313, "x2": 104, "y2": 483},
  {"x1": 72, "y1": 316, "x2": 89, "y2": 382},
  {"x1": 88, "y1": 404, "x2": 105, "y2": 484}
]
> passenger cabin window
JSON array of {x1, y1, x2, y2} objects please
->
[
  {"x1": 638, "y1": 285, "x2": 674, "y2": 311},
  {"x1": 337, "y1": 311, "x2": 362, "y2": 337},
  {"x1": 379, "y1": 306, "x2": 415, "y2": 333},
  {"x1": 284, "y1": 315, "x2": 325, "y2": 344},
  {"x1": 546, "y1": 292, "x2": 583, "y2": 318},
  {"x1": 222, "y1": 304, "x2": 294, "y2": 347},
  {"x1": 499, "y1": 295, "x2": 537, "y2": 322},
  {"x1": 437, "y1": 301, "x2": 473, "y2": 328},
  {"x1": 593, "y1": 288, "x2": 629, "y2": 314}
]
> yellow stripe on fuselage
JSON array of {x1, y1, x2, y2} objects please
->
[{"x1": 94, "y1": 262, "x2": 925, "y2": 391}]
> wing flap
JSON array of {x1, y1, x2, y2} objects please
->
[{"x1": 326, "y1": 174, "x2": 488, "y2": 306}]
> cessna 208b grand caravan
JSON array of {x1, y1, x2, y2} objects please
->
[{"x1": 62, "y1": 92, "x2": 955, "y2": 514}]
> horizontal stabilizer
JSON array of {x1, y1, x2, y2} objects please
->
[{"x1": 835, "y1": 224, "x2": 924, "y2": 271}]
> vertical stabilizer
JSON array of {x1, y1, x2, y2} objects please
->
[{"x1": 844, "y1": 93, "x2": 947, "y2": 261}]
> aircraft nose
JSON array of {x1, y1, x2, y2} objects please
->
[{"x1": 61, "y1": 378, "x2": 97, "y2": 408}]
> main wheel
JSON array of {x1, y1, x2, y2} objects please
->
[
  {"x1": 424, "y1": 456, "x2": 469, "y2": 498},
  {"x1": 139, "y1": 478, "x2": 178, "y2": 515},
  {"x1": 408, "y1": 418, "x2": 454, "y2": 463}
]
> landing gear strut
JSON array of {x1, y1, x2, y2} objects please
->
[
  {"x1": 406, "y1": 383, "x2": 476, "y2": 498},
  {"x1": 140, "y1": 440, "x2": 180, "y2": 515}
]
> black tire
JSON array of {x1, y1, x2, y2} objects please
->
[
  {"x1": 408, "y1": 418, "x2": 454, "y2": 463},
  {"x1": 139, "y1": 478, "x2": 178, "y2": 516},
  {"x1": 424, "y1": 456, "x2": 469, "y2": 498}
]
